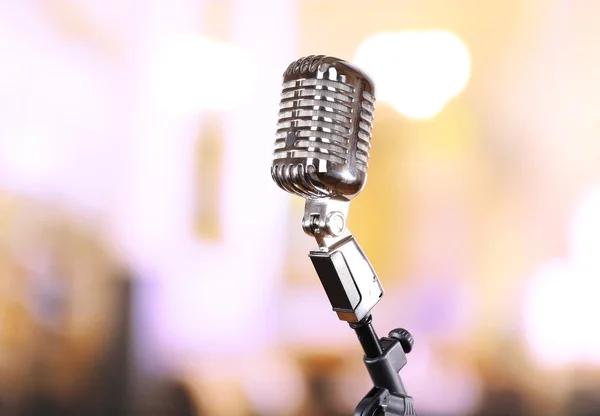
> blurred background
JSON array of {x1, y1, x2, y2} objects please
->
[{"x1": 1, "y1": 1, "x2": 600, "y2": 415}]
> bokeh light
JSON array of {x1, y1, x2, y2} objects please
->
[
  {"x1": 524, "y1": 186, "x2": 600, "y2": 368},
  {"x1": 1, "y1": 1, "x2": 600, "y2": 415},
  {"x1": 568, "y1": 185, "x2": 600, "y2": 276},
  {"x1": 353, "y1": 30, "x2": 471, "y2": 119},
  {"x1": 149, "y1": 35, "x2": 256, "y2": 115}
]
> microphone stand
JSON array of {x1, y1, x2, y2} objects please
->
[
  {"x1": 350, "y1": 318, "x2": 415, "y2": 416},
  {"x1": 301, "y1": 197, "x2": 416, "y2": 416}
]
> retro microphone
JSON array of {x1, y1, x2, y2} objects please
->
[
  {"x1": 271, "y1": 56, "x2": 417, "y2": 415},
  {"x1": 272, "y1": 55, "x2": 374, "y2": 200}
]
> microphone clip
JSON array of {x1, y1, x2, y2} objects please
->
[{"x1": 301, "y1": 197, "x2": 351, "y2": 250}]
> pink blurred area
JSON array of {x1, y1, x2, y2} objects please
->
[{"x1": 2, "y1": 1, "x2": 600, "y2": 415}]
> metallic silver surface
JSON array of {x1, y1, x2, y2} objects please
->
[
  {"x1": 271, "y1": 55, "x2": 376, "y2": 200},
  {"x1": 309, "y1": 236, "x2": 384, "y2": 323},
  {"x1": 301, "y1": 197, "x2": 350, "y2": 248},
  {"x1": 271, "y1": 56, "x2": 383, "y2": 323}
]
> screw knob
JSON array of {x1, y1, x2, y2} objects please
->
[{"x1": 388, "y1": 328, "x2": 414, "y2": 354}]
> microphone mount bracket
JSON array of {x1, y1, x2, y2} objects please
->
[
  {"x1": 304, "y1": 195, "x2": 382, "y2": 323},
  {"x1": 302, "y1": 197, "x2": 351, "y2": 250}
]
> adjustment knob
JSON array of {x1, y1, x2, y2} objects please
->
[{"x1": 388, "y1": 328, "x2": 414, "y2": 354}]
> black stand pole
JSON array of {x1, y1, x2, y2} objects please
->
[{"x1": 351, "y1": 316, "x2": 416, "y2": 416}]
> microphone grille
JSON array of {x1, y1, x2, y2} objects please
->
[{"x1": 272, "y1": 56, "x2": 375, "y2": 199}]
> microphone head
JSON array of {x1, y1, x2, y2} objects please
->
[{"x1": 271, "y1": 55, "x2": 376, "y2": 200}]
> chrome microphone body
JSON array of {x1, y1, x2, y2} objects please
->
[{"x1": 271, "y1": 55, "x2": 376, "y2": 200}]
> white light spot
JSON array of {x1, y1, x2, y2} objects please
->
[
  {"x1": 524, "y1": 185, "x2": 600, "y2": 368},
  {"x1": 353, "y1": 31, "x2": 471, "y2": 120},
  {"x1": 149, "y1": 35, "x2": 256, "y2": 115}
]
